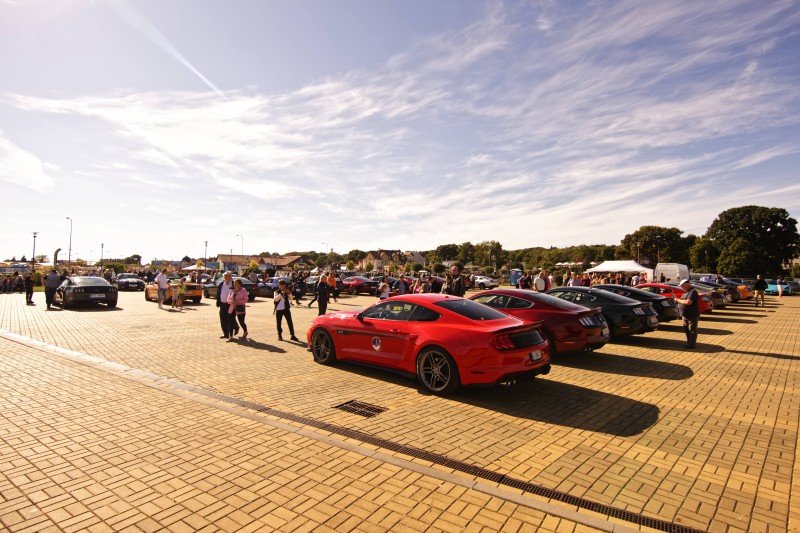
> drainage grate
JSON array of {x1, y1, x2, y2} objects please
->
[{"x1": 333, "y1": 400, "x2": 387, "y2": 418}]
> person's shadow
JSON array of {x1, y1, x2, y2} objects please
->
[{"x1": 231, "y1": 338, "x2": 286, "y2": 353}]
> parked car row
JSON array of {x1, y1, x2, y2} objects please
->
[{"x1": 306, "y1": 281, "x2": 713, "y2": 395}]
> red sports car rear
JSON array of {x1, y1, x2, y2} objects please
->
[{"x1": 307, "y1": 294, "x2": 551, "y2": 394}]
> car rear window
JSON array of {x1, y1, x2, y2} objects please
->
[
  {"x1": 72, "y1": 277, "x2": 111, "y2": 286},
  {"x1": 436, "y1": 299, "x2": 507, "y2": 321}
]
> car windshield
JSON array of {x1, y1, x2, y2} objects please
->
[
  {"x1": 117, "y1": 274, "x2": 137, "y2": 279},
  {"x1": 524, "y1": 291, "x2": 587, "y2": 310},
  {"x1": 71, "y1": 277, "x2": 111, "y2": 286},
  {"x1": 435, "y1": 299, "x2": 507, "y2": 321},
  {"x1": 354, "y1": 276, "x2": 373, "y2": 282}
]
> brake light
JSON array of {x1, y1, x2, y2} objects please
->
[
  {"x1": 633, "y1": 306, "x2": 646, "y2": 315},
  {"x1": 491, "y1": 334, "x2": 515, "y2": 350},
  {"x1": 578, "y1": 315, "x2": 599, "y2": 327}
]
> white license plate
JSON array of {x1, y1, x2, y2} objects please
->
[
  {"x1": 90, "y1": 293, "x2": 105, "y2": 299},
  {"x1": 602, "y1": 327, "x2": 610, "y2": 336},
  {"x1": 529, "y1": 351, "x2": 542, "y2": 362}
]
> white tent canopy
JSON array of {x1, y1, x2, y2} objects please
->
[{"x1": 586, "y1": 260, "x2": 652, "y2": 278}]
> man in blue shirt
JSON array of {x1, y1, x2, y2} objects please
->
[{"x1": 674, "y1": 279, "x2": 699, "y2": 349}]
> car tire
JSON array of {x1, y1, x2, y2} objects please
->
[
  {"x1": 349, "y1": 287, "x2": 357, "y2": 295},
  {"x1": 144, "y1": 291, "x2": 150, "y2": 301},
  {"x1": 311, "y1": 329, "x2": 336, "y2": 364},
  {"x1": 543, "y1": 332, "x2": 558, "y2": 356},
  {"x1": 416, "y1": 347, "x2": 460, "y2": 395},
  {"x1": 192, "y1": 297, "x2": 201, "y2": 304},
  {"x1": 204, "y1": 289, "x2": 210, "y2": 298},
  {"x1": 108, "y1": 300, "x2": 117, "y2": 308},
  {"x1": 62, "y1": 296, "x2": 70, "y2": 310},
  {"x1": 479, "y1": 283, "x2": 486, "y2": 290}
]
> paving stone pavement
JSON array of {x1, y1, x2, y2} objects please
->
[{"x1": 0, "y1": 289, "x2": 797, "y2": 531}]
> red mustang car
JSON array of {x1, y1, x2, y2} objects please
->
[
  {"x1": 471, "y1": 289, "x2": 610, "y2": 354},
  {"x1": 307, "y1": 294, "x2": 551, "y2": 395},
  {"x1": 635, "y1": 283, "x2": 713, "y2": 314},
  {"x1": 342, "y1": 276, "x2": 380, "y2": 295}
]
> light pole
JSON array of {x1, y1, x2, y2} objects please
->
[
  {"x1": 100, "y1": 243, "x2": 104, "y2": 269},
  {"x1": 235, "y1": 234, "x2": 244, "y2": 255},
  {"x1": 66, "y1": 217, "x2": 73, "y2": 268},
  {"x1": 31, "y1": 232, "x2": 38, "y2": 272},
  {"x1": 204, "y1": 240, "x2": 208, "y2": 270}
]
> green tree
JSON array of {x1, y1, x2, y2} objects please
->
[
  {"x1": 435, "y1": 244, "x2": 459, "y2": 261},
  {"x1": 790, "y1": 263, "x2": 800, "y2": 278},
  {"x1": 412, "y1": 262, "x2": 423, "y2": 273},
  {"x1": 346, "y1": 249, "x2": 367, "y2": 262},
  {"x1": 346, "y1": 260, "x2": 355, "y2": 270},
  {"x1": 716, "y1": 238, "x2": 762, "y2": 277},
  {"x1": 457, "y1": 242, "x2": 475, "y2": 264},
  {"x1": 689, "y1": 237, "x2": 719, "y2": 272},
  {"x1": 618, "y1": 226, "x2": 687, "y2": 266},
  {"x1": 433, "y1": 263, "x2": 446, "y2": 274},
  {"x1": 365, "y1": 261, "x2": 374, "y2": 272},
  {"x1": 124, "y1": 254, "x2": 142, "y2": 265},
  {"x1": 474, "y1": 241, "x2": 503, "y2": 268},
  {"x1": 706, "y1": 206, "x2": 800, "y2": 276}
]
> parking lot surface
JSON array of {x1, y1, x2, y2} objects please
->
[{"x1": 0, "y1": 290, "x2": 798, "y2": 532}]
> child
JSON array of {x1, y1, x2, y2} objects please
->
[{"x1": 176, "y1": 279, "x2": 187, "y2": 309}]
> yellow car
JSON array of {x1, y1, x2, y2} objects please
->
[{"x1": 145, "y1": 276, "x2": 203, "y2": 304}]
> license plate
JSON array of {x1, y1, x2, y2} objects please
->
[
  {"x1": 647, "y1": 316, "x2": 658, "y2": 325},
  {"x1": 90, "y1": 293, "x2": 105, "y2": 299},
  {"x1": 529, "y1": 351, "x2": 542, "y2": 362},
  {"x1": 602, "y1": 327, "x2": 610, "y2": 336}
]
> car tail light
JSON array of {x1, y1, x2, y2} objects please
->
[
  {"x1": 491, "y1": 329, "x2": 545, "y2": 350},
  {"x1": 661, "y1": 299, "x2": 674, "y2": 307},
  {"x1": 701, "y1": 295, "x2": 711, "y2": 302},
  {"x1": 578, "y1": 315, "x2": 601, "y2": 327},
  {"x1": 491, "y1": 334, "x2": 515, "y2": 350},
  {"x1": 632, "y1": 306, "x2": 646, "y2": 315}
]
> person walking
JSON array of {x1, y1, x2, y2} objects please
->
[
  {"x1": 776, "y1": 277, "x2": 784, "y2": 299},
  {"x1": 753, "y1": 275, "x2": 767, "y2": 306},
  {"x1": 43, "y1": 269, "x2": 60, "y2": 310},
  {"x1": 154, "y1": 268, "x2": 170, "y2": 309},
  {"x1": 327, "y1": 272, "x2": 339, "y2": 303},
  {"x1": 315, "y1": 276, "x2": 331, "y2": 315},
  {"x1": 24, "y1": 272, "x2": 34, "y2": 305},
  {"x1": 273, "y1": 280, "x2": 299, "y2": 341},
  {"x1": 227, "y1": 279, "x2": 249, "y2": 341},
  {"x1": 307, "y1": 275, "x2": 320, "y2": 307},
  {"x1": 216, "y1": 272, "x2": 238, "y2": 339},
  {"x1": 675, "y1": 279, "x2": 700, "y2": 349},
  {"x1": 450, "y1": 267, "x2": 465, "y2": 297}
]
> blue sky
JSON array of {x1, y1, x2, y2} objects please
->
[{"x1": 1, "y1": 0, "x2": 799, "y2": 263}]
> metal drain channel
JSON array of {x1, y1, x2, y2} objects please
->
[
  {"x1": 333, "y1": 400, "x2": 387, "y2": 418},
  {"x1": 188, "y1": 387, "x2": 703, "y2": 533}
]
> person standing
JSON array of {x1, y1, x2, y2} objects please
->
[
  {"x1": 776, "y1": 277, "x2": 784, "y2": 299},
  {"x1": 316, "y1": 276, "x2": 331, "y2": 315},
  {"x1": 377, "y1": 276, "x2": 391, "y2": 300},
  {"x1": 154, "y1": 268, "x2": 169, "y2": 309},
  {"x1": 24, "y1": 272, "x2": 35, "y2": 305},
  {"x1": 273, "y1": 280, "x2": 299, "y2": 341},
  {"x1": 533, "y1": 271, "x2": 546, "y2": 292},
  {"x1": 216, "y1": 272, "x2": 238, "y2": 339},
  {"x1": 227, "y1": 279, "x2": 249, "y2": 340},
  {"x1": 327, "y1": 272, "x2": 338, "y2": 303},
  {"x1": 675, "y1": 279, "x2": 699, "y2": 349},
  {"x1": 450, "y1": 267, "x2": 465, "y2": 297},
  {"x1": 752, "y1": 275, "x2": 767, "y2": 306},
  {"x1": 43, "y1": 269, "x2": 60, "y2": 310}
]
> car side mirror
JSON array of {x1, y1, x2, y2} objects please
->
[{"x1": 356, "y1": 312, "x2": 364, "y2": 321}]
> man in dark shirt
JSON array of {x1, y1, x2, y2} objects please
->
[
  {"x1": 450, "y1": 266, "x2": 465, "y2": 297},
  {"x1": 315, "y1": 277, "x2": 330, "y2": 316},
  {"x1": 675, "y1": 279, "x2": 699, "y2": 349},
  {"x1": 752, "y1": 275, "x2": 767, "y2": 307}
]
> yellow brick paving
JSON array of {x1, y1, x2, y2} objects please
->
[
  {"x1": 0, "y1": 339, "x2": 595, "y2": 533},
  {"x1": 0, "y1": 289, "x2": 798, "y2": 531}
]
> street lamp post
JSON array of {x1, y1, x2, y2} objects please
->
[
  {"x1": 66, "y1": 217, "x2": 73, "y2": 268},
  {"x1": 235, "y1": 234, "x2": 244, "y2": 256},
  {"x1": 100, "y1": 243, "x2": 104, "y2": 269},
  {"x1": 31, "y1": 232, "x2": 38, "y2": 272},
  {"x1": 204, "y1": 240, "x2": 208, "y2": 270}
]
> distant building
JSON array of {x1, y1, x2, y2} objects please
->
[{"x1": 357, "y1": 249, "x2": 426, "y2": 270}]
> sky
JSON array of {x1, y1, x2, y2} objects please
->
[{"x1": 1, "y1": 0, "x2": 799, "y2": 263}]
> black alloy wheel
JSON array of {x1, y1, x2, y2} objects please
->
[
  {"x1": 416, "y1": 347, "x2": 460, "y2": 395},
  {"x1": 311, "y1": 329, "x2": 336, "y2": 364}
]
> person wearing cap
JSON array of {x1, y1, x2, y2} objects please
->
[
  {"x1": 216, "y1": 271, "x2": 239, "y2": 339},
  {"x1": 674, "y1": 279, "x2": 699, "y2": 349}
]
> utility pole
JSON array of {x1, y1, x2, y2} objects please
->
[
  {"x1": 66, "y1": 217, "x2": 73, "y2": 268},
  {"x1": 100, "y1": 243, "x2": 104, "y2": 269},
  {"x1": 235, "y1": 234, "x2": 244, "y2": 256},
  {"x1": 31, "y1": 232, "x2": 38, "y2": 272}
]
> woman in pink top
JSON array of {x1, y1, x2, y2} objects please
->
[{"x1": 227, "y1": 279, "x2": 249, "y2": 340}]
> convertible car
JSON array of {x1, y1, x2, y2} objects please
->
[
  {"x1": 145, "y1": 276, "x2": 204, "y2": 304},
  {"x1": 765, "y1": 280, "x2": 793, "y2": 295},
  {"x1": 307, "y1": 294, "x2": 552, "y2": 395},
  {"x1": 470, "y1": 289, "x2": 610, "y2": 354}
]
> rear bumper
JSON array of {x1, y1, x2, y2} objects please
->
[
  {"x1": 657, "y1": 307, "x2": 680, "y2": 322},
  {"x1": 65, "y1": 293, "x2": 116, "y2": 304},
  {"x1": 459, "y1": 345, "x2": 551, "y2": 386},
  {"x1": 555, "y1": 330, "x2": 609, "y2": 353}
]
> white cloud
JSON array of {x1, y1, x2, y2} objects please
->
[{"x1": 0, "y1": 131, "x2": 56, "y2": 189}]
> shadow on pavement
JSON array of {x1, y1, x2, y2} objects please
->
[
  {"x1": 67, "y1": 305, "x2": 123, "y2": 312},
  {"x1": 702, "y1": 316, "x2": 757, "y2": 324},
  {"x1": 335, "y1": 362, "x2": 659, "y2": 437},
  {"x1": 658, "y1": 323, "x2": 732, "y2": 336},
  {"x1": 614, "y1": 335, "x2": 724, "y2": 353},
  {"x1": 231, "y1": 339, "x2": 286, "y2": 353},
  {"x1": 721, "y1": 349, "x2": 800, "y2": 361},
  {"x1": 553, "y1": 351, "x2": 693, "y2": 380}
]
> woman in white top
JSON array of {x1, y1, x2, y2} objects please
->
[{"x1": 377, "y1": 276, "x2": 391, "y2": 300}]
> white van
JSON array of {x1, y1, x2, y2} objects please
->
[{"x1": 654, "y1": 263, "x2": 690, "y2": 284}]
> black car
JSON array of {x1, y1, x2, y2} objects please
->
[
  {"x1": 55, "y1": 276, "x2": 118, "y2": 309},
  {"x1": 115, "y1": 273, "x2": 145, "y2": 291},
  {"x1": 593, "y1": 284, "x2": 680, "y2": 323},
  {"x1": 304, "y1": 275, "x2": 344, "y2": 296},
  {"x1": 546, "y1": 286, "x2": 659, "y2": 338},
  {"x1": 694, "y1": 280, "x2": 740, "y2": 302},
  {"x1": 203, "y1": 276, "x2": 257, "y2": 301}
]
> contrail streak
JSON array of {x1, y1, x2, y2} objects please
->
[{"x1": 108, "y1": 0, "x2": 226, "y2": 98}]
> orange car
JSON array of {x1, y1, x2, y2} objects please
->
[{"x1": 144, "y1": 276, "x2": 204, "y2": 304}]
